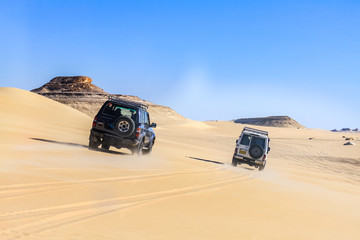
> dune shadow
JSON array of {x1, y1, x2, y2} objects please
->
[
  {"x1": 30, "y1": 138, "x2": 127, "y2": 155},
  {"x1": 186, "y1": 156, "x2": 224, "y2": 165}
]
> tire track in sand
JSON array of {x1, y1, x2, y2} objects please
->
[
  {"x1": 0, "y1": 172, "x2": 252, "y2": 240},
  {"x1": 0, "y1": 168, "x2": 225, "y2": 199}
]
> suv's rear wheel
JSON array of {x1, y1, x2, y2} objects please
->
[
  {"x1": 132, "y1": 140, "x2": 144, "y2": 156},
  {"x1": 259, "y1": 163, "x2": 266, "y2": 171},
  {"x1": 89, "y1": 133, "x2": 99, "y2": 149},
  {"x1": 114, "y1": 116, "x2": 135, "y2": 137},
  {"x1": 101, "y1": 143, "x2": 110, "y2": 150},
  {"x1": 89, "y1": 140, "x2": 98, "y2": 149},
  {"x1": 231, "y1": 156, "x2": 238, "y2": 166},
  {"x1": 143, "y1": 140, "x2": 154, "y2": 155}
]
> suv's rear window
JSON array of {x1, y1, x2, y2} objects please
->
[
  {"x1": 240, "y1": 134, "x2": 251, "y2": 146},
  {"x1": 102, "y1": 102, "x2": 137, "y2": 119},
  {"x1": 251, "y1": 137, "x2": 266, "y2": 149}
]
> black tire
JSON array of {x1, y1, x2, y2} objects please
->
[
  {"x1": 89, "y1": 140, "x2": 98, "y2": 149},
  {"x1": 89, "y1": 133, "x2": 99, "y2": 149},
  {"x1": 249, "y1": 145, "x2": 264, "y2": 160},
  {"x1": 259, "y1": 163, "x2": 266, "y2": 171},
  {"x1": 232, "y1": 157, "x2": 238, "y2": 167},
  {"x1": 143, "y1": 140, "x2": 154, "y2": 155},
  {"x1": 114, "y1": 116, "x2": 135, "y2": 137},
  {"x1": 101, "y1": 143, "x2": 110, "y2": 150},
  {"x1": 132, "y1": 140, "x2": 144, "y2": 156}
]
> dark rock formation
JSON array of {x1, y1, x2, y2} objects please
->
[{"x1": 234, "y1": 116, "x2": 304, "y2": 128}]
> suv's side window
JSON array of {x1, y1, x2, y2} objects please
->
[
  {"x1": 139, "y1": 110, "x2": 143, "y2": 124},
  {"x1": 144, "y1": 111, "x2": 150, "y2": 126},
  {"x1": 139, "y1": 110, "x2": 146, "y2": 124},
  {"x1": 146, "y1": 112, "x2": 150, "y2": 126}
]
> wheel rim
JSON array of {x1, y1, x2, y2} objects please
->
[
  {"x1": 118, "y1": 120, "x2": 130, "y2": 133},
  {"x1": 252, "y1": 148, "x2": 261, "y2": 156}
]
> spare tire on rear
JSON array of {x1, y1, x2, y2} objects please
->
[
  {"x1": 114, "y1": 116, "x2": 135, "y2": 137},
  {"x1": 249, "y1": 145, "x2": 264, "y2": 160}
]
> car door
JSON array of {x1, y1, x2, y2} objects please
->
[{"x1": 237, "y1": 133, "x2": 251, "y2": 157}]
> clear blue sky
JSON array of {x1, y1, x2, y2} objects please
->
[{"x1": 1, "y1": 0, "x2": 359, "y2": 129}]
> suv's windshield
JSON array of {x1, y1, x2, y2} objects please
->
[
  {"x1": 102, "y1": 102, "x2": 137, "y2": 119},
  {"x1": 251, "y1": 137, "x2": 266, "y2": 149}
]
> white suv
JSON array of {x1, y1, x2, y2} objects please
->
[{"x1": 232, "y1": 127, "x2": 270, "y2": 171}]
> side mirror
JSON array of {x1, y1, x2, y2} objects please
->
[
  {"x1": 268, "y1": 147, "x2": 271, "y2": 152},
  {"x1": 236, "y1": 139, "x2": 239, "y2": 144},
  {"x1": 151, "y1": 123, "x2": 157, "y2": 128}
]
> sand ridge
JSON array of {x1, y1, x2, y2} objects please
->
[{"x1": 0, "y1": 88, "x2": 360, "y2": 239}]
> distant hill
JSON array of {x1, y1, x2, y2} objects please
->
[
  {"x1": 31, "y1": 76, "x2": 183, "y2": 122},
  {"x1": 331, "y1": 128, "x2": 359, "y2": 133},
  {"x1": 234, "y1": 116, "x2": 305, "y2": 128}
]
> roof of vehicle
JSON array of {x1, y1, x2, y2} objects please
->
[
  {"x1": 107, "y1": 95, "x2": 148, "y2": 111},
  {"x1": 242, "y1": 127, "x2": 268, "y2": 137}
]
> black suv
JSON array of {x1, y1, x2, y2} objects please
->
[{"x1": 89, "y1": 97, "x2": 156, "y2": 155}]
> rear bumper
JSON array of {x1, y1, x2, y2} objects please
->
[
  {"x1": 233, "y1": 155, "x2": 265, "y2": 166},
  {"x1": 90, "y1": 129, "x2": 139, "y2": 148}
]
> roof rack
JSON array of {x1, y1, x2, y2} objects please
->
[
  {"x1": 242, "y1": 127, "x2": 268, "y2": 136},
  {"x1": 108, "y1": 95, "x2": 148, "y2": 110}
]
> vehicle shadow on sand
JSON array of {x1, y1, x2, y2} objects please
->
[
  {"x1": 30, "y1": 138, "x2": 127, "y2": 155},
  {"x1": 186, "y1": 156, "x2": 224, "y2": 165},
  {"x1": 186, "y1": 156, "x2": 256, "y2": 171}
]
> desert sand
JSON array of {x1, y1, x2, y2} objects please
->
[{"x1": 1, "y1": 87, "x2": 360, "y2": 240}]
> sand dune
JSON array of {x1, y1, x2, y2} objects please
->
[{"x1": 1, "y1": 88, "x2": 360, "y2": 239}]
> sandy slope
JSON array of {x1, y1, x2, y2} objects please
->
[{"x1": 0, "y1": 88, "x2": 360, "y2": 240}]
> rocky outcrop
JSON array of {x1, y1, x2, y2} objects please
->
[
  {"x1": 31, "y1": 76, "x2": 183, "y2": 121},
  {"x1": 234, "y1": 116, "x2": 304, "y2": 128},
  {"x1": 32, "y1": 76, "x2": 106, "y2": 93}
]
